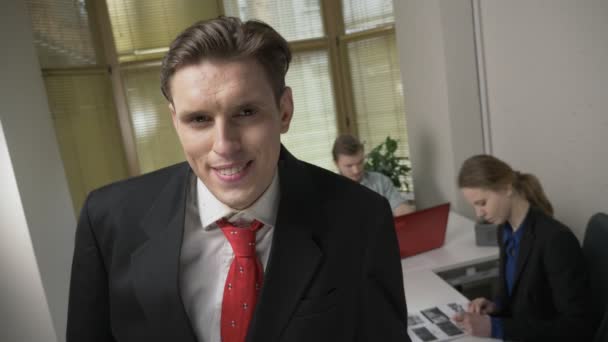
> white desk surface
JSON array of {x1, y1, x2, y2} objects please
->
[
  {"x1": 404, "y1": 269, "x2": 499, "y2": 341},
  {"x1": 401, "y1": 212, "x2": 500, "y2": 341},
  {"x1": 404, "y1": 269, "x2": 468, "y2": 311},
  {"x1": 401, "y1": 212, "x2": 499, "y2": 274}
]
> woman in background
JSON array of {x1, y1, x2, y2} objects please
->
[{"x1": 453, "y1": 154, "x2": 594, "y2": 341}]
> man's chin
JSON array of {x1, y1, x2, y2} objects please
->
[
  {"x1": 215, "y1": 189, "x2": 257, "y2": 210},
  {"x1": 217, "y1": 196, "x2": 248, "y2": 210}
]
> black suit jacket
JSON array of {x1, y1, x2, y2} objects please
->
[
  {"x1": 66, "y1": 147, "x2": 410, "y2": 342},
  {"x1": 492, "y1": 207, "x2": 594, "y2": 341}
]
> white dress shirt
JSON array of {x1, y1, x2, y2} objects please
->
[{"x1": 180, "y1": 172, "x2": 279, "y2": 342}]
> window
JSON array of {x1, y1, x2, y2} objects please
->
[
  {"x1": 26, "y1": 0, "x2": 129, "y2": 213},
  {"x1": 223, "y1": 0, "x2": 323, "y2": 42},
  {"x1": 27, "y1": 0, "x2": 98, "y2": 68},
  {"x1": 342, "y1": 0, "x2": 395, "y2": 34},
  {"x1": 282, "y1": 51, "x2": 338, "y2": 170},
  {"x1": 347, "y1": 33, "x2": 410, "y2": 159},
  {"x1": 340, "y1": 0, "x2": 410, "y2": 167},
  {"x1": 106, "y1": 0, "x2": 220, "y2": 62},
  {"x1": 44, "y1": 72, "x2": 128, "y2": 211},
  {"x1": 122, "y1": 65, "x2": 184, "y2": 173}
]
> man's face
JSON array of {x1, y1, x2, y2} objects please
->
[
  {"x1": 335, "y1": 150, "x2": 365, "y2": 183},
  {"x1": 169, "y1": 58, "x2": 293, "y2": 210},
  {"x1": 461, "y1": 187, "x2": 512, "y2": 224}
]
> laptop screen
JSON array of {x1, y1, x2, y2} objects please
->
[{"x1": 394, "y1": 203, "x2": 451, "y2": 258}]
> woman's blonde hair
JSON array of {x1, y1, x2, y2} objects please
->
[{"x1": 458, "y1": 155, "x2": 553, "y2": 216}]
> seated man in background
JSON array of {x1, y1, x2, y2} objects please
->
[{"x1": 332, "y1": 134, "x2": 415, "y2": 217}]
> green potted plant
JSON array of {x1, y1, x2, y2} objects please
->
[{"x1": 364, "y1": 136, "x2": 412, "y2": 192}]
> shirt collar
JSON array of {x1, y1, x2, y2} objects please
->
[
  {"x1": 503, "y1": 218, "x2": 526, "y2": 243},
  {"x1": 359, "y1": 171, "x2": 370, "y2": 185},
  {"x1": 197, "y1": 171, "x2": 280, "y2": 230}
]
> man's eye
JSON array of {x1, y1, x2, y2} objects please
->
[
  {"x1": 237, "y1": 108, "x2": 256, "y2": 117},
  {"x1": 191, "y1": 115, "x2": 211, "y2": 123}
]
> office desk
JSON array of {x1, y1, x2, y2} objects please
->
[
  {"x1": 402, "y1": 212, "x2": 499, "y2": 274},
  {"x1": 402, "y1": 212, "x2": 500, "y2": 341},
  {"x1": 404, "y1": 270, "x2": 499, "y2": 341}
]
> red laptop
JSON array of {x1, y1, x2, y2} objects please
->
[{"x1": 394, "y1": 203, "x2": 451, "y2": 258}]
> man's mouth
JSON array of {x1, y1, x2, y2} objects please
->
[
  {"x1": 213, "y1": 161, "x2": 253, "y2": 181},
  {"x1": 218, "y1": 165, "x2": 246, "y2": 176}
]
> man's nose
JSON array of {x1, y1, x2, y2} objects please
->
[{"x1": 212, "y1": 121, "x2": 241, "y2": 157}]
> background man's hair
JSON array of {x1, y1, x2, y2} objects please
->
[{"x1": 332, "y1": 134, "x2": 364, "y2": 161}]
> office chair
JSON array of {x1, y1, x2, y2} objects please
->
[{"x1": 583, "y1": 212, "x2": 608, "y2": 342}]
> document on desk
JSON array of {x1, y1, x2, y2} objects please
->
[{"x1": 407, "y1": 302, "x2": 468, "y2": 342}]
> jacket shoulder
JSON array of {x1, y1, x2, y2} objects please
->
[
  {"x1": 297, "y1": 160, "x2": 389, "y2": 209},
  {"x1": 83, "y1": 162, "x2": 189, "y2": 219},
  {"x1": 529, "y1": 208, "x2": 580, "y2": 246}
]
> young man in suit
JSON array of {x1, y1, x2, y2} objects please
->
[{"x1": 66, "y1": 17, "x2": 410, "y2": 342}]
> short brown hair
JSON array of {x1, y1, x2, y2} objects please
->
[
  {"x1": 332, "y1": 134, "x2": 364, "y2": 161},
  {"x1": 160, "y1": 16, "x2": 291, "y2": 104},
  {"x1": 458, "y1": 154, "x2": 554, "y2": 216}
]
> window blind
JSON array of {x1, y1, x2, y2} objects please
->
[
  {"x1": 223, "y1": 0, "x2": 323, "y2": 41},
  {"x1": 122, "y1": 66, "x2": 185, "y2": 174},
  {"x1": 347, "y1": 33, "x2": 410, "y2": 160},
  {"x1": 342, "y1": 0, "x2": 395, "y2": 34},
  {"x1": 44, "y1": 73, "x2": 128, "y2": 213},
  {"x1": 106, "y1": 0, "x2": 219, "y2": 61},
  {"x1": 26, "y1": 0, "x2": 98, "y2": 68},
  {"x1": 282, "y1": 50, "x2": 338, "y2": 171}
]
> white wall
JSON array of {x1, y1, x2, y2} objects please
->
[
  {"x1": 0, "y1": 0, "x2": 77, "y2": 340},
  {"x1": 479, "y1": 0, "x2": 608, "y2": 239},
  {"x1": 395, "y1": 0, "x2": 607, "y2": 239},
  {"x1": 0, "y1": 121, "x2": 57, "y2": 342},
  {"x1": 394, "y1": 0, "x2": 484, "y2": 215}
]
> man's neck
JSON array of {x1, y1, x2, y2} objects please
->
[{"x1": 197, "y1": 172, "x2": 280, "y2": 229}]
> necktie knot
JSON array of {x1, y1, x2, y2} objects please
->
[{"x1": 217, "y1": 219, "x2": 263, "y2": 257}]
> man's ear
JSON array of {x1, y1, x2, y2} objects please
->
[
  {"x1": 279, "y1": 87, "x2": 294, "y2": 134},
  {"x1": 334, "y1": 156, "x2": 343, "y2": 174}
]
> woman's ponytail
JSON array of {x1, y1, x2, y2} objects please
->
[{"x1": 514, "y1": 171, "x2": 553, "y2": 216}]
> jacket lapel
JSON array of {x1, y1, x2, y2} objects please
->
[
  {"x1": 130, "y1": 164, "x2": 197, "y2": 341},
  {"x1": 509, "y1": 208, "x2": 536, "y2": 298},
  {"x1": 247, "y1": 147, "x2": 323, "y2": 342}
]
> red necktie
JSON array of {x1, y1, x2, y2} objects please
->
[{"x1": 216, "y1": 219, "x2": 264, "y2": 342}]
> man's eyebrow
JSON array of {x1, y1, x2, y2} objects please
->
[
  {"x1": 177, "y1": 110, "x2": 210, "y2": 118},
  {"x1": 233, "y1": 98, "x2": 266, "y2": 108}
]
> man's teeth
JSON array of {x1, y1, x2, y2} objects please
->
[{"x1": 218, "y1": 165, "x2": 246, "y2": 176}]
